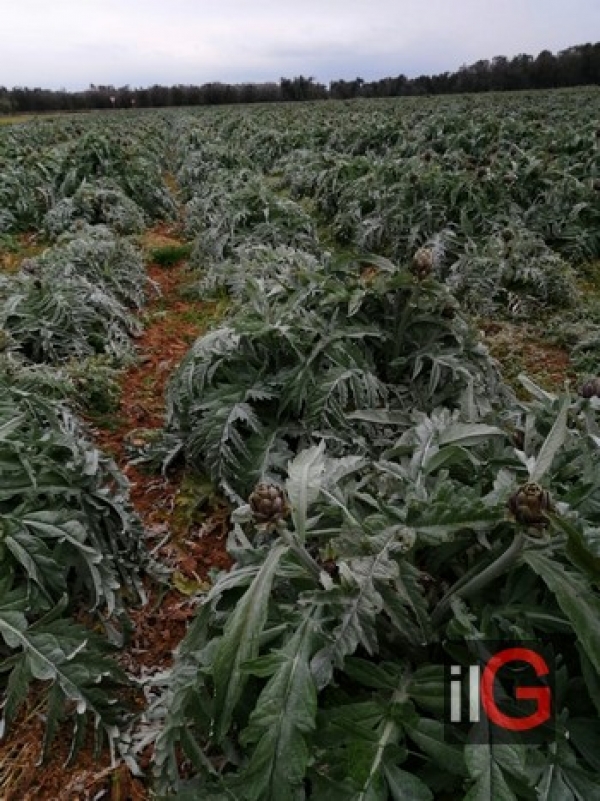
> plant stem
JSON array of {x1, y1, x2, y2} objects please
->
[
  {"x1": 278, "y1": 526, "x2": 322, "y2": 580},
  {"x1": 392, "y1": 285, "x2": 419, "y2": 363},
  {"x1": 430, "y1": 533, "x2": 525, "y2": 628}
]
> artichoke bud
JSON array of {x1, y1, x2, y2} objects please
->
[
  {"x1": 410, "y1": 247, "x2": 434, "y2": 280},
  {"x1": 512, "y1": 429, "x2": 525, "y2": 449},
  {"x1": 248, "y1": 482, "x2": 290, "y2": 529},
  {"x1": 441, "y1": 299, "x2": 459, "y2": 319},
  {"x1": 579, "y1": 378, "x2": 600, "y2": 399},
  {"x1": 508, "y1": 482, "x2": 553, "y2": 528}
]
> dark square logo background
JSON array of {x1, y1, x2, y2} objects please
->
[{"x1": 442, "y1": 639, "x2": 558, "y2": 745}]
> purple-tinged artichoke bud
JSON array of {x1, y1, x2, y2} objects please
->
[
  {"x1": 249, "y1": 482, "x2": 291, "y2": 528},
  {"x1": 508, "y1": 482, "x2": 553, "y2": 528},
  {"x1": 579, "y1": 378, "x2": 600, "y2": 399},
  {"x1": 411, "y1": 247, "x2": 434, "y2": 280}
]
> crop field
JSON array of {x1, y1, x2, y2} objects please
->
[{"x1": 1, "y1": 88, "x2": 600, "y2": 799}]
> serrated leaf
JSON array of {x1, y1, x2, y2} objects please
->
[
  {"x1": 344, "y1": 658, "x2": 404, "y2": 692},
  {"x1": 423, "y1": 444, "x2": 479, "y2": 475},
  {"x1": 549, "y1": 515, "x2": 600, "y2": 581},
  {"x1": 0, "y1": 609, "x2": 124, "y2": 760},
  {"x1": 438, "y1": 423, "x2": 506, "y2": 448},
  {"x1": 383, "y1": 763, "x2": 433, "y2": 801},
  {"x1": 239, "y1": 615, "x2": 320, "y2": 801},
  {"x1": 407, "y1": 665, "x2": 447, "y2": 717},
  {"x1": 310, "y1": 530, "x2": 398, "y2": 689},
  {"x1": 321, "y1": 681, "x2": 410, "y2": 801},
  {"x1": 578, "y1": 644, "x2": 600, "y2": 717},
  {"x1": 463, "y1": 745, "x2": 520, "y2": 801},
  {"x1": 529, "y1": 396, "x2": 569, "y2": 483},
  {"x1": 523, "y1": 550, "x2": 600, "y2": 675},
  {"x1": 286, "y1": 442, "x2": 326, "y2": 542},
  {"x1": 518, "y1": 374, "x2": 557, "y2": 403},
  {"x1": 404, "y1": 719, "x2": 467, "y2": 776},
  {"x1": 0, "y1": 414, "x2": 25, "y2": 441},
  {"x1": 212, "y1": 542, "x2": 288, "y2": 742},
  {"x1": 536, "y1": 738, "x2": 600, "y2": 801},
  {"x1": 568, "y1": 718, "x2": 600, "y2": 773},
  {"x1": 347, "y1": 409, "x2": 409, "y2": 424}
]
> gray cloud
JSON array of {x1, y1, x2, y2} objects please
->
[{"x1": 1, "y1": 0, "x2": 598, "y2": 89}]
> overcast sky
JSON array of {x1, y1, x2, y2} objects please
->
[{"x1": 1, "y1": 0, "x2": 598, "y2": 90}]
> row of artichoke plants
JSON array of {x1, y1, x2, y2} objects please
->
[
  {"x1": 120, "y1": 105, "x2": 600, "y2": 796},
  {"x1": 0, "y1": 114, "x2": 176, "y2": 236},
  {"x1": 160, "y1": 94, "x2": 600, "y2": 389},
  {"x1": 140, "y1": 176, "x2": 600, "y2": 800},
  {"x1": 0, "y1": 118, "x2": 180, "y2": 762}
]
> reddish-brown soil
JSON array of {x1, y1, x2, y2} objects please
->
[
  {"x1": 0, "y1": 232, "x2": 46, "y2": 274},
  {"x1": 0, "y1": 227, "x2": 232, "y2": 800},
  {"x1": 479, "y1": 319, "x2": 574, "y2": 391}
]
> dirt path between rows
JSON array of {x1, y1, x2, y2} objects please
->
[{"x1": 0, "y1": 226, "x2": 232, "y2": 800}]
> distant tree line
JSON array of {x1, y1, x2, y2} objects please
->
[
  {"x1": 0, "y1": 76, "x2": 328, "y2": 114},
  {"x1": 0, "y1": 42, "x2": 598, "y2": 114},
  {"x1": 330, "y1": 43, "x2": 600, "y2": 98}
]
